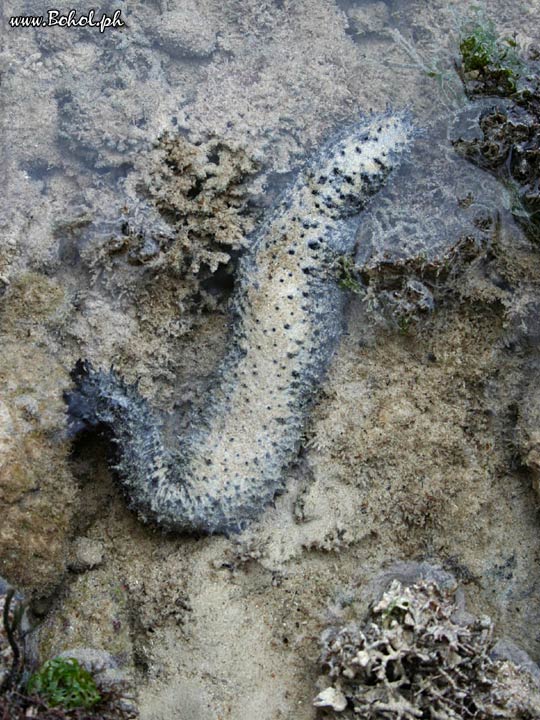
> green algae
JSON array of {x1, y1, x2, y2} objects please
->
[
  {"x1": 27, "y1": 657, "x2": 101, "y2": 711},
  {"x1": 459, "y1": 15, "x2": 522, "y2": 95}
]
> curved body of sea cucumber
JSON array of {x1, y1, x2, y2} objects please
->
[{"x1": 66, "y1": 111, "x2": 414, "y2": 534}]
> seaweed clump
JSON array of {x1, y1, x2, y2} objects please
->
[
  {"x1": 314, "y1": 579, "x2": 540, "y2": 719},
  {"x1": 27, "y1": 658, "x2": 101, "y2": 711},
  {"x1": 458, "y1": 16, "x2": 522, "y2": 96},
  {"x1": 338, "y1": 233, "x2": 484, "y2": 332}
]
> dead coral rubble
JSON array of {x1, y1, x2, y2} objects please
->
[
  {"x1": 314, "y1": 579, "x2": 540, "y2": 719},
  {"x1": 135, "y1": 134, "x2": 259, "y2": 278},
  {"x1": 92, "y1": 134, "x2": 260, "y2": 314}
]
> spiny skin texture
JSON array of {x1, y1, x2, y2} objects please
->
[{"x1": 67, "y1": 112, "x2": 414, "y2": 534}]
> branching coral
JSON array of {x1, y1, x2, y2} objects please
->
[{"x1": 315, "y1": 579, "x2": 540, "y2": 719}]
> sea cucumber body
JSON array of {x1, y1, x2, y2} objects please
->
[{"x1": 67, "y1": 112, "x2": 414, "y2": 533}]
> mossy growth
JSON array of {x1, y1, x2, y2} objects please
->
[
  {"x1": 27, "y1": 657, "x2": 101, "y2": 711},
  {"x1": 459, "y1": 14, "x2": 522, "y2": 95}
]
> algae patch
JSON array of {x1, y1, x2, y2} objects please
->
[
  {"x1": 459, "y1": 15, "x2": 522, "y2": 96},
  {"x1": 27, "y1": 657, "x2": 101, "y2": 711}
]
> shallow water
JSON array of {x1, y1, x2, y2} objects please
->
[{"x1": 2, "y1": 1, "x2": 540, "y2": 718}]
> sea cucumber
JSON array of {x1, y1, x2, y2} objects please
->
[{"x1": 66, "y1": 111, "x2": 414, "y2": 534}]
